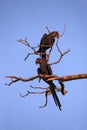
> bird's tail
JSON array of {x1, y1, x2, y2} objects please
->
[{"x1": 49, "y1": 82, "x2": 62, "y2": 110}]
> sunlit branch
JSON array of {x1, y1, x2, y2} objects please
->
[
  {"x1": 47, "y1": 74, "x2": 87, "y2": 82},
  {"x1": 5, "y1": 74, "x2": 87, "y2": 86},
  {"x1": 5, "y1": 73, "x2": 87, "y2": 109}
]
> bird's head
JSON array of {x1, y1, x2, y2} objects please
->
[
  {"x1": 35, "y1": 58, "x2": 42, "y2": 65},
  {"x1": 51, "y1": 31, "x2": 59, "y2": 38}
]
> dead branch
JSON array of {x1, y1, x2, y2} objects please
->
[
  {"x1": 49, "y1": 48, "x2": 70, "y2": 65},
  {"x1": 47, "y1": 24, "x2": 70, "y2": 65},
  {"x1": 45, "y1": 24, "x2": 66, "y2": 37},
  {"x1": 19, "y1": 90, "x2": 46, "y2": 97},
  {"x1": 58, "y1": 80, "x2": 65, "y2": 95},
  {"x1": 29, "y1": 85, "x2": 67, "y2": 95},
  {"x1": 19, "y1": 85, "x2": 67, "y2": 108},
  {"x1": 5, "y1": 73, "x2": 87, "y2": 108},
  {"x1": 47, "y1": 74, "x2": 87, "y2": 82},
  {"x1": 5, "y1": 74, "x2": 87, "y2": 86},
  {"x1": 17, "y1": 38, "x2": 41, "y2": 61},
  {"x1": 29, "y1": 85, "x2": 47, "y2": 89},
  {"x1": 17, "y1": 38, "x2": 50, "y2": 61},
  {"x1": 19, "y1": 86, "x2": 50, "y2": 108},
  {"x1": 59, "y1": 24, "x2": 66, "y2": 38},
  {"x1": 39, "y1": 91, "x2": 48, "y2": 108},
  {"x1": 17, "y1": 25, "x2": 67, "y2": 62},
  {"x1": 5, "y1": 74, "x2": 56, "y2": 86},
  {"x1": 48, "y1": 26, "x2": 70, "y2": 65},
  {"x1": 5, "y1": 75, "x2": 39, "y2": 86},
  {"x1": 45, "y1": 26, "x2": 51, "y2": 33},
  {"x1": 17, "y1": 38, "x2": 36, "y2": 51}
]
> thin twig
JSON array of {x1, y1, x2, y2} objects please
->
[
  {"x1": 29, "y1": 85, "x2": 67, "y2": 94},
  {"x1": 19, "y1": 90, "x2": 46, "y2": 98},
  {"x1": 59, "y1": 24, "x2": 66, "y2": 38},
  {"x1": 49, "y1": 48, "x2": 70, "y2": 65},
  {"x1": 45, "y1": 26, "x2": 50, "y2": 33},
  {"x1": 30, "y1": 85, "x2": 47, "y2": 89},
  {"x1": 17, "y1": 38, "x2": 36, "y2": 51}
]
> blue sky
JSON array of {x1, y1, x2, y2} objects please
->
[{"x1": 0, "y1": 0, "x2": 87, "y2": 130}]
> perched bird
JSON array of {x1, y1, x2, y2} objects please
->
[
  {"x1": 36, "y1": 31, "x2": 59, "y2": 59},
  {"x1": 36, "y1": 58, "x2": 61, "y2": 110},
  {"x1": 37, "y1": 31, "x2": 59, "y2": 52}
]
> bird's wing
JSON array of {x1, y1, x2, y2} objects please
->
[{"x1": 40, "y1": 33, "x2": 47, "y2": 45}]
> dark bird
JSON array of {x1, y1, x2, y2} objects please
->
[
  {"x1": 36, "y1": 58, "x2": 61, "y2": 110},
  {"x1": 37, "y1": 31, "x2": 59, "y2": 52},
  {"x1": 36, "y1": 31, "x2": 59, "y2": 59}
]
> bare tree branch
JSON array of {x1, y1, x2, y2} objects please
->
[
  {"x1": 49, "y1": 48, "x2": 70, "y2": 65},
  {"x1": 5, "y1": 26, "x2": 86, "y2": 109},
  {"x1": 5, "y1": 73, "x2": 87, "y2": 109},
  {"x1": 47, "y1": 74, "x2": 87, "y2": 82},
  {"x1": 29, "y1": 85, "x2": 47, "y2": 90},
  {"x1": 17, "y1": 38, "x2": 50, "y2": 61},
  {"x1": 59, "y1": 24, "x2": 66, "y2": 38},
  {"x1": 5, "y1": 75, "x2": 39, "y2": 86},
  {"x1": 17, "y1": 25, "x2": 67, "y2": 62},
  {"x1": 19, "y1": 90, "x2": 46, "y2": 97},
  {"x1": 17, "y1": 38, "x2": 36, "y2": 51},
  {"x1": 46, "y1": 24, "x2": 70, "y2": 65},
  {"x1": 45, "y1": 24, "x2": 66, "y2": 37},
  {"x1": 45, "y1": 26, "x2": 51, "y2": 33},
  {"x1": 19, "y1": 85, "x2": 67, "y2": 108},
  {"x1": 5, "y1": 74, "x2": 87, "y2": 86},
  {"x1": 17, "y1": 38, "x2": 38, "y2": 61},
  {"x1": 29, "y1": 85, "x2": 67, "y2": 95}
]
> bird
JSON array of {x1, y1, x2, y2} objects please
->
[
  {"x1": 36, "y1": 58, "x2": 62, "y2": 110},
  {"x1": 35, "y1": 31, "x2": 59, "y2": 60}
]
